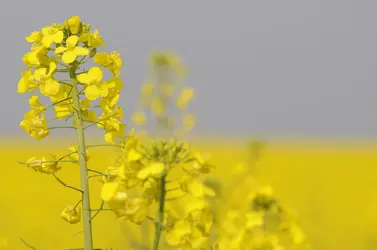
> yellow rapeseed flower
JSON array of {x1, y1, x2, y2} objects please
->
[
  {"x1": 54, "y1": 35, "x2": 89, "y2": 64},
  {"x1": 77, "y1": 67, "x2": 108, "y2": 100},
  {"x1": 94, "y1": 51, "x2": 122, "y2": 77},
  {"x1": 41, "y1": 24, "x2": 64, "y2": 48},
  {"x1": 65, "y1": 16, "x2": 81, "y2": 35},
  {"x1": 131, "y1": 111, "x2": 146, "y2": 126},
  {"x1": 60, "y1": 205, "x2": 81, "y2": 224},
  {"x1": 25, "y1": 31, "x2": 43, "y2": 44},
  {"x1": 177, "y1": 87, "x2": 194, "y2": 110},
  {"x1": 17, "y1": 70, "x2": 38, "y2": 93},
  {"x1": 33, "y1": 62, "x2": 60, "y2": 96}
]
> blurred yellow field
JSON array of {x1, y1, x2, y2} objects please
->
[{"x1": 1, "y1": 139, "x2": 377, "y2": 249}]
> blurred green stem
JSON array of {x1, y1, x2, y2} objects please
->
[{"x1": 153, "y1": 172, "x2": 167, "y2": 250}]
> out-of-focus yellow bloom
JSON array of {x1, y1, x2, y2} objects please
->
[
  {"x1": 123, "y1": 198, "x2": 149, "y2": 224},
  {"x1": 60, "y1": 205, "x2": 81, "y2": 224},
  {"x1": 183, "y1": 113, "x2": 196, "y2": 132},
  {"x1": 54, "y1": 35, "x2": 89, "y2": 64},
  {"x1": 140, "y1": 82, "x2": 154, "y2": 107},
  {"x1": 177, "y1": 87, "x2": 194, "y2": 110},
  {"x1": 101, "y1": 181, "x2": 121, "y2": 202},
  {"x1": 245, "y1": 211, "x2": 264, "y2": 230},
  {"x1": 180, "y1": 176, "x2": 216, "y2": 198},
  {"x1": 131, "y1": 111, "x2": 146, "y2": 126},
  {"x1": 165, "y1": 199, "x2": 212, "y2": 249},
  {"x1": 150, "y1": 98, "x2": 165, "y2": 116},
  {"x1": 161, "y1": 83, "x2": 174, "y2": 96},
  {"x1": 137, "y1": 162, "x2": 165, "y2": 180}
]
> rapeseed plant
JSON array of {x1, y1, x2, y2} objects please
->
[{"x1": 18, "y1": 16, "x2": 124, "y2": 250}]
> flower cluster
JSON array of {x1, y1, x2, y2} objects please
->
[
  {"x1": 17, "y1": 16, "x2": 127, "y2": 249},
  {"x1": 132, "y1": 52, "x2": 196, "y2": 136},
  {"x1": 164, "y1": 200, "x2": 213, "y2": 249},
  {"x1": 18, "y1": 16, "x2": 124, "y2": 144},
  {"x1": 213, "y1": 186, "x2": 310, "y2": 250},
  {"x1": 100, "y1": 134, "x2": 215, "y2": 224}
]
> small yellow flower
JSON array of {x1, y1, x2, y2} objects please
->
[
  {"x1": 77, "y1": 67, "x2": 108, "y2": 100},
  {"x1": 65, "y1": 16, "x2": 81, "y2": 35},
  {"x1": 41, "y1": 24, "x2": 64, "y2": 48},
  {"x1": 150, "y1": 98, "x2": 165, "y2": 116},
  {"x1": 54, "y1": 35, "x2": 89, "y2": 64},
  {"x1": 67, "y1": 144, "x2": 90, "y2": 162},
  {"x1": 123, "y1": 198, "x2": 149, "y2": 224},
  {"x1": 33, "y1": 62, "x2": 60, "y2": 96},
  {"x1": 183, "y1": 113, "x2": 196, "y2": 131},
  {"x1": 17, "y1": 70, "x2": 38, "y2": 93},
  {"x1": 180, "y1": 176, "x2": 216, "y2": 198},
  {"x1": 140, "y1": 82, "x2": 154, "y2": 107},
  {"x1": 80, "y1": 29, "x2": 104, "y2": 48},
  {"x1": 131, "y1": 111, "x2": 146, "y2": 126},
  {"x1": 137, "y1": 162, "x2": 165, "y2": 180},
  {"x1": 23, "y1": 45, "x2": 49, "y2": 67},
  {"x1": 94, "y1": 51, "x2": 122, "y2": 77},
  {"x1": 177, "y1": 87, "x2": 194, "y2": 110},
  {"x1": 20, "y1": 111, "x2": 49, "y2": 140},
  {"x1": 26, "y1": 157, "x2": 43, "y2": 172},
  {"x1": 25, "y1": 31, "x2": 43, "y2": 44},
  {"x1": 60, "y1": 205, "x2": 81, "y2": 224},
  {"x1": 41, "y1": 154, "x2": 61, "y2": 174}
]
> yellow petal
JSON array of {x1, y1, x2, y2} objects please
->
[
  {"x1": 66, "y1": 35, "x2": 79, "y2": 48},
  {"x1": 17, "y1": 78, "x2": 28, "y2": 93},
  {"x1": 44, "y1": 79, "x2": 60, "y2": 96},
  {"x1": 52, "y1": 31, "x2": 64, "y2": 43},
  {"x1": 62, "y1": 50, "x2": 76, "y2": 64},
  {"x1": 74, "y1": 46, "x2": 89, "y2": 56},
  {"x1": 41, "y1": 35, "x2": 53, "y2": 48},
  {"x1": 85, "y1": 85, "x2": 100, "y2": 100},
  {"x1": 34, "y1": 68, "x2": 47, "y2": 81},
  {"x1": 88, "y1": 67, "x2": 103, "y2": 81},
  {"x1": 48, "y1": 62, "x2": 57, "y2": 75},
  {"x1": 76, "y1": 73, "x2": 91, "y2": 84},
  {"x1": 137, "y1": 162, "x2": 164, "y2": 180},
  {"x1": 54, "y1": 46, "x2": 66, "y2": 54},
  {"x1": 99, "y1": 85, "x2": 108, "y2": 97},
  {"x1": 101, "y1": 182, "x2": 120, "y2": 201}
]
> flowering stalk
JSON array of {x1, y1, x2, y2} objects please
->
[
  {"x1": 70, "y1": 66, "x2": 93, "y2": 249},
  {"x1": 17, "y1": 15, "x2": 125, "y2": 249}
]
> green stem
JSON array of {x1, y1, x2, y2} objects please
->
[
  {"x1": 70, "y1": 66, "x2": 94, "y2": 250},
  {"x1": 152, "y1": 172, "x2": 167, "y2": 250}
]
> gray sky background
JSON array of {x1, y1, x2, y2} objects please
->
[{"x1": 1, "y1": 0, "x2": 376, "y2": 139}]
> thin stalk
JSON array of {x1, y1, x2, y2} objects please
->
[
  {"x1": 152, "y1": 172, "x2": 167, "y2": 250},
  {"x1": 70, "y1": 66, "x2": 94, "y2": 250}
]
